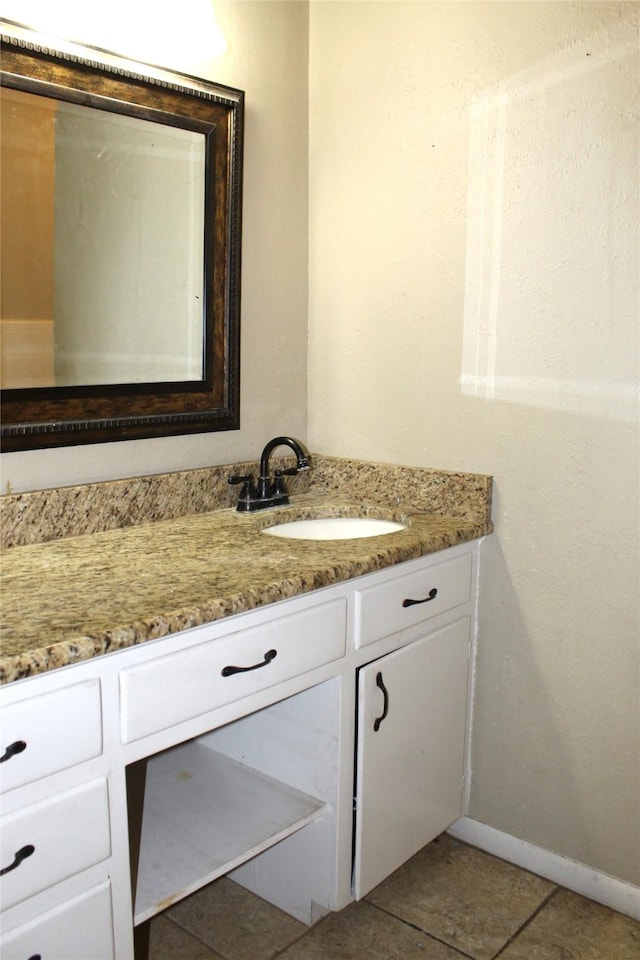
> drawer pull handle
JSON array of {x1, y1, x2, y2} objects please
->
[
  {"x1": 221, "y1": 649, "x2": 278, "y2": 677},
  {"x1": 402, "y1": 587, "x2": 438, "y2": 608},
  {"x1": 27, "y1": 955, "x2": 42, "y2": 960},
  {"x1": 1, "y1": 844, "x2": 35, "y2": 876},
  {"x1": 373, "y1": 671, "x2": 389, "y2": 732},
  {"x1": 0, "y1": 740, "x2": 27, "y2": 763}
]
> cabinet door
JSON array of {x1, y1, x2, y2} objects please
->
[{"x1": 354, "y1": 617, "x2": 470, "y2": 898}]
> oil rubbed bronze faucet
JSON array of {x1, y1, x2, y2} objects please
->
[{"x1": 229, "y1": 436, "x2": 310, "y2": 511}]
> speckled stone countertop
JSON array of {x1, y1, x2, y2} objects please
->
[{"x1": 0, "y1": 457, "x2": 493, "y2": 684}]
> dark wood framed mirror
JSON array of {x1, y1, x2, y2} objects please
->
[{"x1": 0, "y1": 22, "x2": 243, "y2": 451}]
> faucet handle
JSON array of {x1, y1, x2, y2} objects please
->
[
  {"x1": 229, "y1": 473, "x2": 252, "y2": 486},
  {"x1": 228, "y1": 474, "x2": 256, "y2": 504},
  {"x1": 272, "y1": 467, "x2": 298, "y2": 498}
]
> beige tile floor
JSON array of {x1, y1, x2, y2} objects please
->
[{"x1": 148, "y1": 833, "x2": 640, "y2": 960}]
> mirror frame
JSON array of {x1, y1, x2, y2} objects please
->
[{"x1": 0, "y1": 22, "x2": 243, "y2": 451}]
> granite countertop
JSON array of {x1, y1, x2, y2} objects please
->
[{"x1": 0, "y1": 494, "x2": 492, "y2": 685}]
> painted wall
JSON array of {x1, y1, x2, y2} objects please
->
[
  {"x1": 308, "y1": 1, "x2": 639, "y2": 885},
  {"x1": 0, "y1": 0, "x2": 309, "y2": 491},
  {"x1": 1, "y1": 0, "x2": 638, "y2": 892}
]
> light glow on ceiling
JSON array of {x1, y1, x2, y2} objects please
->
[{"x1": 0, "y1": 0, "x2": 227, "y2": 67}]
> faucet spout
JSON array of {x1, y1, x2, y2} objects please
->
[
  {"x1": 259, "y1": 436, "x2": 309, "y2": 480},
  {"x1": 255, "y1": 436, "x2": 309, "y2": 503}
]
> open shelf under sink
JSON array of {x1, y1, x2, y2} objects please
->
[{"x1": 133, "y1": 741, "x2": 327, "y2": 925}]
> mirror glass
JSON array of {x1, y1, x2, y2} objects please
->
[
  {"x1": 2, "y1": 88, "x2": 206, "y2": 389},
  {"x1": 0, "y1": 23, "x2": 243, "y2": 450}
]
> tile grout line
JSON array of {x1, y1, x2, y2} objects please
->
[
  {"x1": 155, "y1": 878, "x2": 563, "y2": 960},
  {"x1": 159, "y1": 912, "x2": 234, "y2": 960},
  {"x1": 491, "y1": 886, "x2": 561, "y2": 959},
  {"x1": 364, "y1": 900, "x2": 480, "y2": 960},
  {"x1": 270, "y1": 923, "x2": 320, "y2": 960}
]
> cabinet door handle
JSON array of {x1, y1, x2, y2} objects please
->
[
  {"x1": 0, "y1": 740, "x2": 27, "y2": 763},
  {"x1": 402, "y1": 587, "x2": 438, "y2": 607},
  {"x1": 373, "y1": 671, "x2": 389, "y2": 732},
  {"x1": 221, "y1": 649, "x2": 277, "y2": 677},
  {"x1": 1, "y1": 843, "x2": 35, "y2": 876}
]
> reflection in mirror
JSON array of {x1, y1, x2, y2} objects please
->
[
  {"x1": 2, "y1": 89, "x2": 206, "y2": 389},
  {"x1": 0, "y1": 23, "x2": 243, "y2": 450}
]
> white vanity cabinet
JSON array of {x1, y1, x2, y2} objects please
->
[
  {"x1": 0, "y1": 672, "x2": 123, "y2": 960},
  {"x1": 0, "y1": 540, "x2": 480, "y2": 959},
  {"x1": 351, "y1": 549, "x2": 474, "y2": 897},
  {"x1": 353, "y1": 617, "x2": 471, "y2": 896}
]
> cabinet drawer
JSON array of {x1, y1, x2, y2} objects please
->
[
  {"x1": 1, "y1": 880, "x2": 115, "y2": 960},
  {"x1": 0, "y1": 778, "x2": 111, "y2": 910},
  {"x1": 354, "y1": 552, "x2": 472, "y2": 649},
  {"x1": 120, "y1": 598, "x2": 347, "y2": 743},
  {"x1": 0, "y1": 680, "x2": 103, "y2": 794}
]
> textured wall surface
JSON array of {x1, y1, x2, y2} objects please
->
[
  {"x1": 308, "y1": 2, "x2": 639, "y2": 885},
  {"x1": 0, "y1": 0, "x2": 310, "y2": 492},
  {"x1": 1, "y1": 0, "x2": 638, "y2": 890}
]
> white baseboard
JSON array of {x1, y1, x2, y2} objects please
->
[{"x1": 448, "y1": 817, "x2": 640, "y2": 922}]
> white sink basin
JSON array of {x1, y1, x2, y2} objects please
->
[{"x1": 262, "y1": 517, "x2": 406, "y2": 540}]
